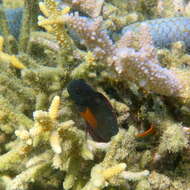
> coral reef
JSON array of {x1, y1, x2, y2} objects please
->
[
  {"x1": 122, "y1": 17, "x2": 190, "y2": 49},
  {"x1": 0, "y1": 0, "x2": 190, "y2": 189}
]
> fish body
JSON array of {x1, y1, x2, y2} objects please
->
[{"x1": 67, "y1": 79, "x2": 118, "y2": 142}]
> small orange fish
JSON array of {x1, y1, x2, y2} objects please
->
[{"x1": 136, "y1": 125, "x2": 155, "y2": 138}]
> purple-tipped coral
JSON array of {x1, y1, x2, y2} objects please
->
[
  {"x1": 63, "y1": 12, "x2": 115, "y2": 58},
  {"x1": 57, "y1": 12, "x2": 190, "y2": 98},
  {"x1": 39, "y1": 5, "x2": 190, "y2": 99},
  {"x1": 65, "y1": 0, "x2": 104, "y2": 18},
  {"x1": 111, "y1": 24, "x2": 189, "y2": 98}
]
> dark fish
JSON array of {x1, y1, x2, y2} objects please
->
[{"x1": 67, "y1": 79, "x2": 118, "y2": 142}]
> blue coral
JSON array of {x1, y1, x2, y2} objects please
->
[
  {"x1": 122, "y1": 17, "x2": 190, "y2": 49},
  {"x1": 3, "y1": 7, "x2": 190, "y2": 50}
]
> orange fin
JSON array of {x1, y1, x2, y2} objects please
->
[
  {"x1": 80, "y1": 107, "x2": 97, "y2": 129},
  {"x1": 136, "y1": 125, "x2": 155, "y2": 138}
]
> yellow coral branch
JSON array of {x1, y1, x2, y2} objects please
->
[
  {"x1": 58, "y1": 120, "x2": 75, "y2": 134},
  {"x1": 48, "y1": 95, "x2": 60, "y2": 120},
  {"x1": 61, "y1": 6, "x2": 70, "y2": 15},
  {"x1": 103, "y1": 163, "x2": 126, "y2": 179},
  {"x1": 0, "y1": 52, "x2": 26, "y2": 69},
  {"x1": 38, "y1": 1, "x2": 73, "y2": 49},
  {"x1": 39, "y1": 2, "x2": 50, "y2": 17},
  {"x1": 85, "y1": 51, "x2": 96, "y2": 64},
  {"x1": 10, "y1": 55, "x2": 26, "y2": 69},
  {"x1": 0, "y1": 36, "x2": 4, "y2": 51},
  {"x1": 0, "y1": 36, "x2": 26, "y2": 69},
  {"x1": 38, "y1": 16, "x2": 64, "y2": 26},
  {"x1": 50, "y1": 131, "x2": 62, "y2": 154},
  {"x1": 44, "y1": 0, "x2": 58, "y2": 15},
  {"x1": 38, "y1": 16, "x2": 54, "y2": 32}
]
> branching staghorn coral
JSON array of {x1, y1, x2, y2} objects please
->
[
  {"x1": 18, "y1": 0, "x2": 40, "y2": 53},
  {"x1": 65, "y1": 0, "x2": 104, "y2": 18},
  {"x1": 156, "y1": 0, "x2": 190, "y2": 17},
  {"x1": 3, "y1": 0, "x2": 24, "y2": 8},
  {"x1": 112, "y1": 24, "x2": 190, "y2": 99},
  {"x1": 0, "y1": 95, "x2": 151, "y2": 190},
  {"x1": 0, "y1": 96, "x2": 87, "y2": 190},
  {"x1": 38, "y1": 0, "x2": 74, "y2": 51},
  {"x1": 38, "y1": 1, "x2": 115, "y2": 59},
  {"x1": 80, "y1": 127, "x2": 150, "y2": 190},
  {"x1": 0, "y1": 36, "x2": 26, "y2": 69},
  {"x1": 38, "y1": 2, "x2": 190, "y2": 100},
  {"x1": 0, "y1": 37, "x2": 36, "y2": 114},
  {"x1": 1, "y1": 0, "x2": 190, "y2": 189},
  {"x1": 102, "y1": 2, "x2": 140, "y2": 32},
  {"x1": 29, "y1": 31, "x2": 60, "y2": 52}
]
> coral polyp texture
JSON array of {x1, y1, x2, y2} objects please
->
[
  {"x1": 0, "y1": 0, "x2": 190, "y2": 189},
  {"x1": 122, "y1": 17, "x2": 190, "y2": 49}
]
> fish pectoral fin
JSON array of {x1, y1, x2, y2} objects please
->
[{"x1": 80, "y1": 107, "x2": 97, "y2": 129}]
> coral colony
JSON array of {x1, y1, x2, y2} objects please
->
[{"x1": 0, "y1": 0, "x2": 190, "y2": 190}]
